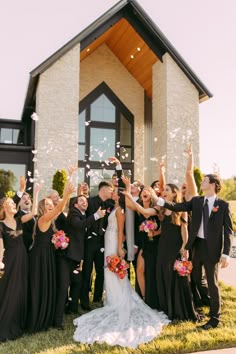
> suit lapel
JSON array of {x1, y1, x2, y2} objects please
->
[{"x1": 209, "y1": 197, "x2": 219, "y2": 219}]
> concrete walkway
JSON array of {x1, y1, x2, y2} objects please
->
[{"x1": 188, "y1": 237, "x2": 236, "y2": 354}]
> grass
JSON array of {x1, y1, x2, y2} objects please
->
[{"x1": 1, "y1": 280, "x2": 236, "y2": 354}]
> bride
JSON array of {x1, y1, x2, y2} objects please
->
[{"x1": 73, "y1": 189, "x2": 170, "y2": 348}]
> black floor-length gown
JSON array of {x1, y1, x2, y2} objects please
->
[
  {"x1": 0, "y1": 218, "x2": 28, "y2": 341},
  {"x1": 27, "y1": 223, "x2": 56, "y2": 332},
  {"x1": 156, "y1": 214, "x2": 198, "y2": 321},
  {"x1": 138, "y1": 214, "x2": 160, "y2": 309}
]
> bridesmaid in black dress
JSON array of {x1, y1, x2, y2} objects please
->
[
  {"x1": 156, "y1": 184, "x2": 199, "y2": 321},
  {"x1": 0, "y1": 187, "x2": 40, "y2": 342},
  {"x1": 27, "y1": 180, "x2": 75, "y2": 333}
]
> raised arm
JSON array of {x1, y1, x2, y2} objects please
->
[
  {"x1": 122, "y1": 190, "x2": 157, "y2": 218},
  {"x1": 184, "y1": 144, "x2": 198, "y2": 200},
  {"x1": 180, "y1": 212, "x2": 189, "y2": 259},
  {"x1": 21, "y1": 183, "x2": 42, "y2": 223},
  {"x1": 38, "y1": 180, "x2": 75, "y2": 231},
  {"x1": 159, "y1": 160, "x2": 166, "y2": 195}
]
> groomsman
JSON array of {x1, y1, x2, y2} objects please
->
[
  {"x1": 80, "y1": 181, "x2": 114, "y2": 311},
  {"x1": 155, "y1": 174, "x2": 233, "y2": 329},
  {"x1": 54, "y1": 195, "x2": 105, "y2": 328}
]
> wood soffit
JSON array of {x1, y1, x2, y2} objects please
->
[{"x1": 80, "y1": 18, "x2": 158, "y2": 98}]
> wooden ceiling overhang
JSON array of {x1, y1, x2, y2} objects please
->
[
  {"x1": 23, "y1": 0, "x2": 212, "y2": 122},
  {"x1": 80, "y1": 18, "x2": 158, "y2": 98}
]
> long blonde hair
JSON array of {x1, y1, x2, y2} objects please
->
[
  {"x1": 159, "y1": 184, "x2": 182, "y2": 226},
  {"x1": 0, "y1": 197, "x2": 9, "y2": 220},
  {"x1": 37, "y1": 198, "x2": 57, "y2": 232}
]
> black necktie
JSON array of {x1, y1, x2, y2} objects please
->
[{"x1": 202, "y1": 198, "x2": 209, "y2": 238}]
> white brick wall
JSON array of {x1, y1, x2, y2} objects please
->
[
  {"x1": 152, "y1": 53, "x2": 199, "y2": 187},
  {"x1": 35, "y1": 43, "x2": 80, "y2": 196}
]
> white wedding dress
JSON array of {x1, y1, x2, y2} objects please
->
[{"x1": 73, "y1": 207, "x2": 170, "y2": 348}]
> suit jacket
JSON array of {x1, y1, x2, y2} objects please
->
[
  {"x1": 163, "y1": 196, "x2": 233, "y2": 263},
  {"x1": 85, "y1": 195, "x2": 114, "y2": 241},
  {"x1": 16, "y1": 209, "x2": 36, "y2": 250},
  {"x1": 66, "y1": 206, "x2": 97, "y2": 262}
]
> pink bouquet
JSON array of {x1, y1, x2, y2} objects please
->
[
  {"x1": 139, "y1": 220, "x2": 158, "y2": 233},
  {"x1": 51, "y1": 230, "x2": 69, "y2": 250},
  {"x1": 105, "y1": 255, "x2": 129, "y2": 279},
  {"x1": 174, "y1": 259, "x2": 193, "y2": 276}
]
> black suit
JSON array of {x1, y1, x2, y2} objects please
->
[
  {"x1": 80, "y1": 196, "x2": 114, "y2": 306},
  {"x1": 54, "y1": 207, "x2": 97, "y2": 326},
  {"x1": 163, "y1": 196, "x2": 233, "y2": 323}
]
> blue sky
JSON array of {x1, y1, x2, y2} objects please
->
[{"x1": 0, "y1": 0, "x2": 235, "y2": 178}]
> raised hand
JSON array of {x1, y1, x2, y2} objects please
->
[
  {"x1": 68, "y1": 163, "x2": 78, "y2": 178},
  {"x1": 184, "y1": 143, "x2": 192, "y2": 156},
  {"x1": 121, "y1": 175, "x2": 130, "y2": 187},
  {"x1": 19, "y1": 176, "x2": 26, "y2": 192},
  {"x1": 108, "y1": 157, "x2": 120, "y2": 165},
  {"x1": 96, "y1": 206, "x2": 106, "y2": 218}
]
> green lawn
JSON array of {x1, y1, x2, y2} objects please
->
[{"x1": 1, "y1": 281, "x2": 236, "y2": 354}]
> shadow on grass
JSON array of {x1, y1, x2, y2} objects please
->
[{"x1": 1, "y1": 283, "x2": 236, "y2": 354}]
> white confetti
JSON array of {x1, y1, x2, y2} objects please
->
[
  {"x1": 31, "y1": 112, "x2": 39, "y2": 121},
  {"x1": 32, "y1": 158, "x2": 37, "y2": 162},
  {"x1": 100, "y1": 248, "x2": 105, "y2": 253},
  {"x1": 154, "y1": 137, "x2": 158, "y2": 142},
  {"x1": 85, "y1": 121, "x2": 91, "y2": 126},
  {"x1": 32, "y1": 150, "x2": 37, "y2": 154},
  {"x1": 27, "y1": 171, "x2": 32, "y2": 176}
]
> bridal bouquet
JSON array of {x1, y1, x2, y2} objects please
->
[
  {"x1": 173, "y1": 259, "x2": 193, "y2": 277},
  {"x1": 51, "y1": 230, "x2": 70, "y2": 250},
  {"x1": 105, "y1": 255, "x2": 129, "y2": 279}
]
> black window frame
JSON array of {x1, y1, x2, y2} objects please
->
[{"x1": 78, "y1": 82, "x2": 134, "y2": 185}]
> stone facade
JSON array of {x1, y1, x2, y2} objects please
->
[
  {"x1": 35, "y1": 43, "x2": 80, "y2": 195},
  {"x1": 152, "y1": 53, "x2": 199, "y2": 186},
  {"x1": 80, "y1": 44, "x2": 145, "y2": 182}
]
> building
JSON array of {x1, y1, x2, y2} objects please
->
[{"x1": 0, "y1": 0, "x2": 212, "y2": 195}]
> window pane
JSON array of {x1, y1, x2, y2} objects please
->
[
  {"x1": 78, "y1": 144, "x2": 85, "y2": 160},
  {"x1": 120, "y1": 114, "x2": 131, "y2": 145},
  {"x1": 91, "y1": 94, "x2": 115, "y2": 122},
  {"x1": 0, "y1": 163, "x2": 26, "y2": 193},
  {"x1": 78, "y1": 168, "x2": 85, "y2": 184},
  {"x1": 119, "y1": 147, "x2": 132, "y2": 162},
  {"x1": 88, "y1": 169, "x2": 114, "y2": 196},
  {"x1": 90, "y1": 128, "x2": 115, "y2": 161},
  {"x1": 0, "y1": 128, "x2": 13, "y2": 143},
  {"x1": 79, "y1": 110, "x2": 86, "y2": 143},
  {"x1": 12, "y1": 129, "x2": 20, "y2": 144}
]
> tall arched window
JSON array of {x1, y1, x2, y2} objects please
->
[{"x1": 78, "y1": 82, "x2": 134, "y2": 194}]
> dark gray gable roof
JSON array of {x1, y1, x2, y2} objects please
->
[{"x1": 22, "y1": 0, "x2": 212, "y2": 120}]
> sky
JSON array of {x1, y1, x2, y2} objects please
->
[{"x1": 0, "y1": 0, "x2": 235, "y2": 179}]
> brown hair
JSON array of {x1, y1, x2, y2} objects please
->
[
  {"x1": 37, "y1": 198, "x2": 57, "y2": 232},
  {"x1": 204, "y1": 174, "x2": 222, "y2": 194},
  {"x1": 139, "y1": 186, "x2": 156, "y2": 208},
  {"x1": 159, "y1": 183, "x2": 182, "y2": 226}
]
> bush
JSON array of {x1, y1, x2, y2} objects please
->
[
  {"x1": 193, "y1": 166, "x2": 203, "y2": 195},
  {"x1": 52, "y1": 169, "x2": 67, "y2": 197}
]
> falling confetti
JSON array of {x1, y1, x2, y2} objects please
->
[{"x1": 31, "y1": 112, "x2": 39, "y2": 121}]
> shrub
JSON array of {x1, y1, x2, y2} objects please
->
[{"x1": 52, "y1": 169, "x2": 67, "y2": 197}]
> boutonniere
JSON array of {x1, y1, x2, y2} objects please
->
[
  {"x1": 106, "y1": 207, "x2": 111, "y2": 214},
  {"x1": 212, "y1": 206, "x2": 219, "y2": 213}
]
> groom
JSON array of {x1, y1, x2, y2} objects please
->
[
  {"x1": 80, "y1": 181, "x2": 114, "y2": 311},
  {"x1": 155, "y1": 174, "x2": 233, "y2": 329}
]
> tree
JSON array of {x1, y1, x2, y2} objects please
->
[
  {"x1": 0, "y1": 169, "x2": 17, "y2": 196},
  {"x1": 52, "y1": 169, "x2": 67, "y2": 197},
  {"x1": 193, "y1": 166, "x2": 204, "y2": 195},
  {"x1": 219, "y1": 177, "x2": 236, "y2": 201}
]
